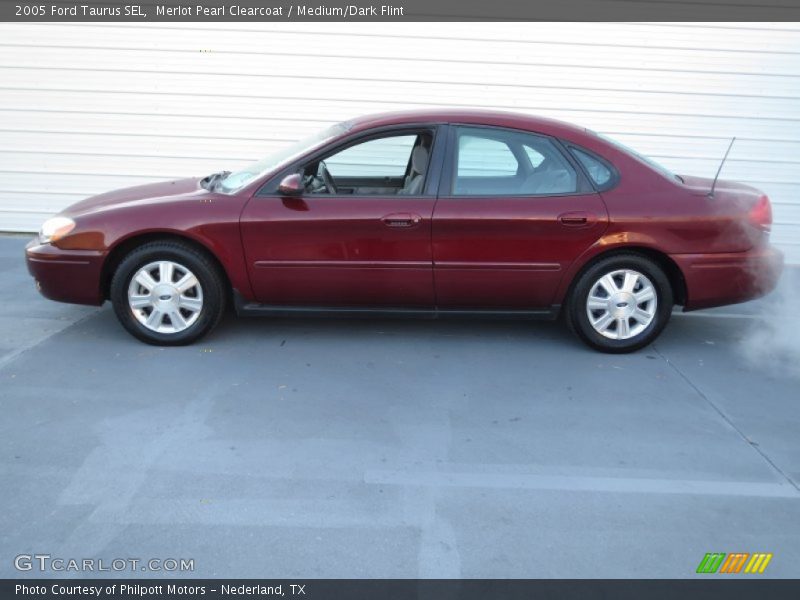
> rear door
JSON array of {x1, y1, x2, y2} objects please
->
[
  {"x1": 240, "y1": 126, "x2": 444, "y2": 307},
  {"x1": 432, "y1": 125, "x2": 609, "y2": 309}
]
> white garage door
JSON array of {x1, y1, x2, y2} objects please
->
[{"x1": 1, "y1": 22, "x2": 799, "y2": 263}]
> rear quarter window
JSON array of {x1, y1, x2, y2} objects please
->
[{"x1": 569, "y1": 147, "x2": 614, "y2": 189}]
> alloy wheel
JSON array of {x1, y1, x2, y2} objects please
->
[
  {"x1": 585, "y1": 268, "x2": 657, "y2": 340},
  {"x1": 127, "y1": 260, "x2": 204, "y2": 334}
]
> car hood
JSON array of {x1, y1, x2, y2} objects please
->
[{"x1": 63, "y1": 177, "x2": 204, "y2": 216}]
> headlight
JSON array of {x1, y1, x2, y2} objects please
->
[{"x1": 39, "y1": 216, "x2": 76, "y2": 244}]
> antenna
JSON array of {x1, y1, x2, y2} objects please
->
[{"x1": 709, "y1": 137, "x2": 736, "y2": 197}]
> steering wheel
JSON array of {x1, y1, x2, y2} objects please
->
[{"x1": 318, "y1": 161, "x2": 338, "y2": 194}]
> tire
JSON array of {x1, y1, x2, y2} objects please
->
[
  {"x1": 110, "y1": 241, "x2": 227, "y2": 345},
  {"x1": 565, "y1": 253, "x2": 673, "y2": 353}
]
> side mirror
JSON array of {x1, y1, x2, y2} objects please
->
[{"x1": 278, "y1": 173, "x2": 303, "y2": 196}]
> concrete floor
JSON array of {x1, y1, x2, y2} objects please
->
[{"x1": 1, "y1": 234, "x2": 799, "y2": 578}]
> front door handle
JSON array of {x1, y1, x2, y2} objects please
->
[
  {"x1": 382, "y1": 213, "x2": 422, "y2": 228},
  {"x1": 558, "y1": 211, "x2": 593, "y2": 227}
]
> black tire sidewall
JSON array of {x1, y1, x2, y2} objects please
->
[
  {"x1": 110, "y1": 243, "x2": 225, "y2": 346},
  {"x1": 568, "y1": 254, "x2": 673, "y2": 353}
]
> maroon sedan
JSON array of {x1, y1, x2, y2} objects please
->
[{"x1": 26, "y1": 109, "x2": 783, "y2": 352}]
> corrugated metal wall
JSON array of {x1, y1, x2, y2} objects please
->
[{"x1": 1, "y1": 22, "x2": 799, "y2": 262}]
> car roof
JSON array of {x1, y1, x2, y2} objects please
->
[{"x1": 346, "y1": 109, "x2": 591, "y2": 140}]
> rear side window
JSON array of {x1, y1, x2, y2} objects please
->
[
  {"x1": 523, "y1": 145, "x2": 546, "y2": 168},
  {"x1": 569, "y1": 147, "x2": 614, "y2": 188},
  {"x1": 452, "y1": 126, "x2": 578, "y2": 196},
  {"x1": 457, "y1": 135, "x2": 519, "y2": 177}
]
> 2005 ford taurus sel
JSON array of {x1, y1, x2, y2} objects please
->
[{"x1": 26, "y1": 109, "x2": 783, "y2": 352}]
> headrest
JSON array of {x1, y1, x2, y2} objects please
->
[{"x1": 411, "y1": 145, "x2": 429, "y2": 175}]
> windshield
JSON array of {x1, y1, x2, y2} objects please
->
[
  {"x1": 215, "y1": 122, "x2": 351, "y2": 193},
  {"x1": 594, "y1": 131, "x2": 681, "y2": 182}
]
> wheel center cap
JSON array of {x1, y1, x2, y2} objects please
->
[
  {"x1": 609, "y1": 292, "x2": 635, "y2": 317},
  {"x1": 153, "y1": 284, "x2": 178, "y2": 307}
]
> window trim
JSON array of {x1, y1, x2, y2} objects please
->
[
  {"x1": 441, "y1": 123, "x2": 594, "y2": 198},
  {"x1": 256, "y1": 123, "x2": 445, "y2": 198},
  {"x1": 562, "y1": 143, "x2": 620, "y2": 193}
]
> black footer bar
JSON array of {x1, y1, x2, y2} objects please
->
[{"x1": 5, "y1": 579, "x2": 800, "y2": 600}]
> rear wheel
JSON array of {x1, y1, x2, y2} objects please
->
[
  {"x1": 110, "y1": 241, "x2": 226, "y2": 345},
  {"x1": 566, "y1": 254, "x2": 673, "y2": 353}
]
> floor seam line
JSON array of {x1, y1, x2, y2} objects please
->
[
  {"x1": 652, "y1": 343, "x2": 800, "y2": 493},
  {"x1": 0, "y1": 309, "x2": 99, "y2": 371}
]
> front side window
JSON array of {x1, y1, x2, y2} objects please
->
[
  {"x1": 452, "y1": 127, "x2": 577, "y2": 196},
  {"x1": 303, "y1": 131, "x2": 433, "y2": 196},
  {"x1": 325, "y1": 135, "x2": 417, "y2": 178}
]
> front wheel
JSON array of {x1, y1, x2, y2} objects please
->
[
  {"x1": 110, "y1": 241, "x2": 226, "y2": 345},
  {"x1": 565, "y1": 254, "x2": 673, "y2": 353}
]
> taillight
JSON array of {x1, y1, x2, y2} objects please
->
[{"x1": 749, "y1": 195, "x2": 772, "y2": 233}]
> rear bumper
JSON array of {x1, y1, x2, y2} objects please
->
[
  {"x1": 25, "y1": 239, "x2": 106, "y2": 306},
  {"x1": 673, "y1": 245, "x2": 784, "y2": 311}
]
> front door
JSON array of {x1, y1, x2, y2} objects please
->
[
  {"x1": 241, "y1": 128, "x2": 442, "y2": 307},
  {"x1": 433, "y1": 125, "x2": 609, "y2": 309}
]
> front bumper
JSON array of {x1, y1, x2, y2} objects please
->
[
  {"x1": 25, "y1": 239, "x2": 106, "y2": 306},
  {"x1": 673, "y1": 244, "x2": 784, "y2": 311}
]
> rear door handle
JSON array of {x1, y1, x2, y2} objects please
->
[
  {"x1": 382, "y1": 213, "x2": 422, "y2": 228},
  {"x1": 558, "y1": 211, "x2": 593, "y2": 227}
]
